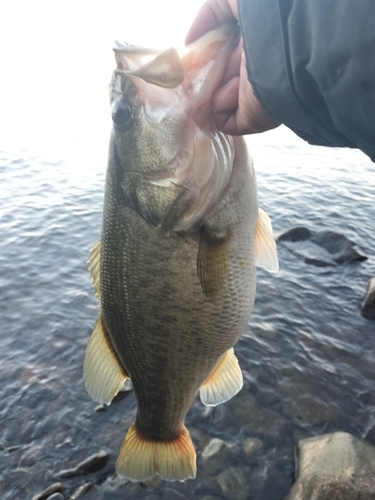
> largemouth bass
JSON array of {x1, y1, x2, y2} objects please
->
[{"x1": 84, "y1": 22, "x2": 278, "y2": 482}]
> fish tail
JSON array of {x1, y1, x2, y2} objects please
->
[{"x1": 116, "y1": 421, "x2": 196, "y2": 482}]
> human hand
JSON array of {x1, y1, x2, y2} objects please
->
[{"x1": 186, "y1": 0, "x2": 280, "y2": 136}]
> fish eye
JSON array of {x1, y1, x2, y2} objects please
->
[{"x1": 112, "y1": 100, "x2": 132, "y2": 127}]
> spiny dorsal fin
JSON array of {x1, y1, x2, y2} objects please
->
[
  {"x1": 116, "y1": 421, "x2": 196, "y2": 482},
  {"x1": 255, "y1": 208, "x2": 279, "y2": 272},
  {"x1": 88, "y1": 240, "x2": 101, "y2": 303},
  {"x1": 200, "y1": 348, "x2": 243, "y2": 407},
  {"x1": 197, "y1": 227, "x2": 230, "y2": 300},
  {"x1": 84, "y1": 316, "x2": 128, "y2": 405}
]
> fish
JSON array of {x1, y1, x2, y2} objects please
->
[{"x1": 84, "y1": 22, "x2": 278, "y2": 483}]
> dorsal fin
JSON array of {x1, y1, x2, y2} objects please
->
[{"x1": 255, "y1": 209, "x2": 279, "y2": 272}]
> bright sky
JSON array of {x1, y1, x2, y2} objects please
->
[{"x1": 0, "y1": 0, "x2": 205, "y2": 151}]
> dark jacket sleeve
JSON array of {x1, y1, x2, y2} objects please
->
[{"x1": 238, "y1": 0, "x2": 375, "y2": 162}]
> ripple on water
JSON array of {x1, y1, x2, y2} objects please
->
[{"x1": 0, "y1": 128, "x2": 374, "y2": 499}]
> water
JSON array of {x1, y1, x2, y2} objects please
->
[
  {"x1": 0, "y1": 121, "x2": 374, "y2": 499},
  {"x1": 1, "y1": 2, "x2": 375, "y2": 495}
]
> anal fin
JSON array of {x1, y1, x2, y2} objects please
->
[
  {"x1": 84, "y1": 316, "x2": 128, "y2": 405},
  {"x1": 200, "y1": 348, "x2": 243, "y2": 407},
  {"x1": 116, "y1": 422, "x2": 196, "y2": 482}
]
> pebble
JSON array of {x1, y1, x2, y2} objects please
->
[
  {"x1": 243, "y1": 437, "x2": 263, "y2": 461},
  {"x1": 94, "y1": 404, "x2": 106, "y2": 412},
  {"x1": 56, "y1": 450, "x2": 109, "y2": 479},
  {"x1": 217, "y1": 466, "x2": 250, "y2": 500},
  {"x1": 32, "y1": 483, "x2": 65, "y2": 500},
  {"x1": 362, "y1": 277, "x2": 375, "y2": 319},
  {"x1": 68, "y1": 481, "x2": 93, "y2": 499},
  {"x1": 201, "y1": 437, "x2": 232, "y2": 475},
  {"x1": 46, "y1": 494, "x2": 64, "y2": 500},
  {"x1": 162, "y1": 488, "x2": 188, "y2": 500}
]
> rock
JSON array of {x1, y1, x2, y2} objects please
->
[
  {"x1": 287, "y1": 393, "x2": 340, "y2": 426},
  {"x1": 201, "y1": 438, "x2": 232, "y2": 475},
  {"x1": 46, "y1": 494, "x2": 65, "y2": 500},
  {"x1": 243, "y1": 407, "x2": 289, "y2": 438},
  {"x1": 285, "y1": 432, "x2": 375, "y2": 500},
  {"x1": 68, "y1": 481, "x2": 93, "y2": 499},
  {"x1": 189, "y1": 427, "x2": 211, "y2": 452},
  {"x1": 94, "y1": 404, "x2": 106, "y2": 412},
  {"x1": 309, "y1": 231, "x2": 367, "y2": 264},
  {"x1": 362, "y1": 278, "x2": 375, "y2": 319},
  {"x1": 277, "y1": 227, "x2": 312, "y2": 242},
  {"x1": 243, "y1": 438, "x2": 263, "y2": 462},
  {"x1": 56, "y1": 450, "x2": 109, "y2": 479},
  {"x1": 32, "y1": 483, "x2": 65, "y2": 500},
  {"x1": 217, "y1": 467, "x2": 250, "y2": 500},
  {"x1": 140, "y1": 475, "x2": 162, "y2": 488},
  {"x1": 162, "y1": 489, "x2": 188, "y2": 500},
  {"x1": 277, "y1": 227, "x2": 367, "y2": 266}
]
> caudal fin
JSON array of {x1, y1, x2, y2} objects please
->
[{"x1": 116, "y1": 422, "x2": 196, "y2": 482}]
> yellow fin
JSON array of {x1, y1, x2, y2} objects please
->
[
  {"x1": 200, "y1": 348, "x2": 243, "y2": 407},
  {"x1": 197, "y1": 227, "x2": 230, "y2": 299},
  {"x1": 88, "y1": 240, "x2": 101, "y2": 303},
  {"x1": 116, "y1": 422, "x2": 196, "y2": 482},
  {"x1": 255, "y1": 208, "x2": 279, "y2": 272},
  {"x1": 84, "y1": 317, "x2": 128, "y2": 405}
]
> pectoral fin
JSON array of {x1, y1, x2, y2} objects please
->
[
  {"x1": 200, "y1": 348, "x2": 243, "y2": 407},
  {"x1": 84, "y1": 316, "x2": 128, "y2": 405},
  {"x1": 255, "y1": 208, "x2": 279, "y2": 272},
  {"x1": 197, "y1": 227, "x2": 230, "y2": 299},
  {"x1": 88, "y1": 240, "x2": 101, "y2": 302}
]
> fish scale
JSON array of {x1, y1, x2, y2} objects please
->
[{"x1": 84, "y1": 22, "x2": 278, "y2": 482}]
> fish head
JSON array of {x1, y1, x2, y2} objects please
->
[{"x1": 109, "y1": 22, "x2": 240, "y2": 188}]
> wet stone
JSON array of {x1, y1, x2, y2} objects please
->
[
  {"x1": 46, "y1": 494, "x2": 64, "y2": 500},
  {"x1": 201, "y1": 438, "x2": 233, "y2": 475},
  {"x1": 217, "y1": 466, "x2": 250, "y2": 500},
  {"x1": 56, "y1": 450, "x2": 109, "y2": 478},
  {"x1": 277, "y1": 227, "x2": 312, "y2": 242},
  {"x1": 198, "y1": 496, "x2": 223, "y2": 500},
  {"x1": 288, "y1": 393, "x2": 340, "y2": 426},
  {"x1": 189, "y1": 427, "x2": 211, "y2": 452},
  {"x1": 140, "y1": 475, "x2": 162, "y2": 488},
  {"x1": 277, "y1": 227, "x2": 367, "y2": 266},
  {"x1": 286, "y1": 432, "x2": 375, "y2": 500},
  {"x1": 243, "y1": 437, "x2": 263, "y2": 462},
  {"x1": 162, "y1": 488, "x2": 188, "y2": 500},
  {"x1": 68, "y1": 481, "x2": 93, "y2": 499},
  {"x1": 243, "y1": 407, "x2": 289, "y2": 438},
  {"x1": 32, "y1": 482, "x2": 65, "y2": 500},
  {"x1": 94, "y1": 404, "x2": 106, "y2": 412},
  {"x1": 362, "y1": 277, "x2": 375, "y2": 320}
]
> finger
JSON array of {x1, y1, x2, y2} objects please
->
[
  {"x1": 220, "y1": 38, "x2": 242, "y2": 86},
  {"x1": 212, "y1": 77, "x2": 241, "y2": 134},
  {"x1": 185, "y1": 0, "x2": 236, "y2": 44}
]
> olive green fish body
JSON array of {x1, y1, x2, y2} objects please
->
[
  {"x1": 84, "y1": 23, "x2": 278, "y2": 482},
  {"x1": 101, "y1": 136, "x2": 257, "y2": 441}
]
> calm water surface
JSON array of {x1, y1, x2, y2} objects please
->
[{"x1": 0, "y1": 124, "x2": 374, "y2": 499}]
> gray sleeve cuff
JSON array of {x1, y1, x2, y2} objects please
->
[{"x1": 238, "y1": 0, "x2": 375, "y2": 160}]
